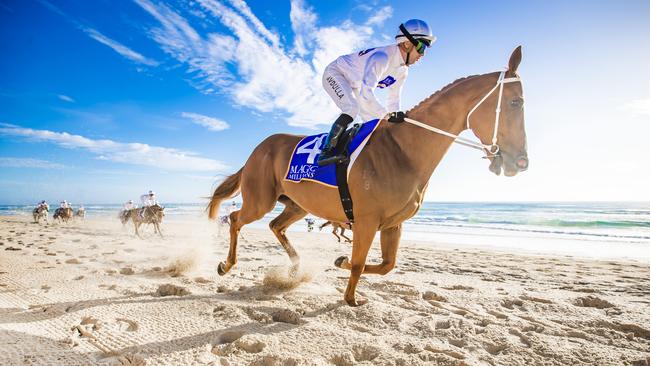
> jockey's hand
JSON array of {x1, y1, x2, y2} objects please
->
[{"x1": 387, "y1": 111, "x2": 406, "y2": 123}]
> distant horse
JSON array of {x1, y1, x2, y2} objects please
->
[
  {"x1": 33, "y1": 206, "x2": 48, "y2": 223},
  {"x1": 53, "y1": 207, "x2": 73, "y2": 223},
  {"x1": 320, "y1": 221, "x2": 352, "y2": 243},
  {"x1": 125, "y1": 205, "x2": 164, "y2": 238},
  {"x1": 118, "y1": 209, "x2": 132, "y2": 226},
  {"x1": 208, "y1": 47, "x2": 528, "y2": 306},
  {"x1": 74, "y1": 208, "x2": 86, "y2": 220}
]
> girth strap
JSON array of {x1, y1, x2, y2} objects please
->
[
  {"x1": 333, "y1": 123, "x2": 362, "y2": 224},
  {"x1": 336, "y1": 160, "x2": 354, "y2": 223}
]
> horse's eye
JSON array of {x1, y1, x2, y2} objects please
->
[{"x1": 511, "y1": 98, "x2": 524, "y2": 108}]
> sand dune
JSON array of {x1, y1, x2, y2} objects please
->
[{"x1": 1, "y1": 215, "x2": 649, "y2": 365}]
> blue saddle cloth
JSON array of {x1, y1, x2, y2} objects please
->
[{"x1": 284, "y1": 119, "x2": 381, "y2": 187}]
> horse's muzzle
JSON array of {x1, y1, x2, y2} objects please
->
[
  {"x1": 515, "y1": 155, "x2": 529, "y2": 172},
  {"x1": 490, "y1": 151, "x2": 529, "y2": 176}
]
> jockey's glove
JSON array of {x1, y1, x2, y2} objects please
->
[{"x1": 387, "y1": 111, "x2": 406, "y2": 123}]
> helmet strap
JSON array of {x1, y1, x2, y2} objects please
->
[{"x1": 399, "y1": 23, "x2": 421, "y2": 49}]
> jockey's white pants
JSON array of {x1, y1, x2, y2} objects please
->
[{"x1": 322, "y1": 64, "x2": 359, "y2": 119}]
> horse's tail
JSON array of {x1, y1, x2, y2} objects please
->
[
  {"x1": 319, "y1": 221, "x2": 332, "y2": 231},
  {"x1": 208, "y1": 168, "x2": 243, "y2": 220}
]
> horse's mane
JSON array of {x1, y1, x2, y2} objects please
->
[{"x1": 407, "y1": 74, "x2": 481, "y2": 113}]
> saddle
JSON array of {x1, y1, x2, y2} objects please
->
[{"x1": 284, "y1": 118, "x2": 382, "y2": 225}]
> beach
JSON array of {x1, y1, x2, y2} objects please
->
[{"x1": 1, "y1": 215, "x2": 649, "y2": 366}]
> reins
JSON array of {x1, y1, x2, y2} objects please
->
[{"x1": 402, "y1": 71, "x2": 522, "y2": 158}]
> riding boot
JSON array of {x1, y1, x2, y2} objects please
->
[{"x1": 317, "y1": 114, "x2": 354, "y2": 166}]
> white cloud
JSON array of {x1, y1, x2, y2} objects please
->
[
  {"x1": 225, "y1": 0, "x2": 280, "y2": 46},
  {"x1": 366, "y1": 6, "x2": 393, "y2": 26},
  {"x1": 0, "y1": 123, "x2": 226, "y2": 172},
  {"x1": 58, "y1": 94, "x2": 75, "y2": 103},
  {"x1": 0, "y1": 157, "x2": 65, "y2": 169},
  {"x1": 620, "y1": 97, "x2": 650, "y2": 116},
  {"x1": 135, "y1": 0, "x2": 392, "y2": 128},
  {"x1": 181, "y1": 112, "x2": 229, "y2": 131},
  {"x1": 83, "y1": 28, "x2": 159, "y2": 66},
  {"x1": 135, "y1": 0, "x2": 236, "y2": 88},
  {"x1": 38, "y1": 0, "x2": 158, "y2": 67},
  {"x1": 289, "y1": 0, "x2": 317, "y2": 56}
]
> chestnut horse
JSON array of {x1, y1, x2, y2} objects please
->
[
  {"x1": 208, "y1": 47, "x2": 528, "y2": 306},
  {"x1": 53, "y1": 207, "x2": 73, "y2": 223},
  {"x1": 319, "y1": 221, "x2": 352, "y2": 243},
  {"x1": 126, "y1": 205, "x2": 165, "y2": 238}
]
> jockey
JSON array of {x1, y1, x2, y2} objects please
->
[
  {"x1": 227, "y1": 201, "x2": 237, "y2": 214},
  {"x1": 123, "y1": 200, "x2": 136, "y2": 211},
  {"x1": 38, "y1": 200, "x2": 49, "y2": 211},
  {"x1": 139, "y1": 190, "x2": 158, "y2": 218},
  {"x1": 317, "y1": 19, "x2": 436, "y2": 165},
  {"x1": 60, "y1": 200, "x2": 70, "y2": 209},
  {"x1": 221, "y1": 201, "x2": 237, "y2": 225}
]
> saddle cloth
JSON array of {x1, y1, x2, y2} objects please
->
[{"x1": 284, "y1": 119, "x2": 381, "y2": 187}]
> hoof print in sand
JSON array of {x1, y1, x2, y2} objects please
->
[
  {"x1": 331, "y1": 352, "x2": 355, "y2": 366},
  {"x1": 156, "y1": 283, "x2": 191, "y2": 297},
  {"x1": 352, "y1": 345, "x2": 381, "y2": 362},
  {"x1": 573, "y1": 296, "x2": 614, "y2": 309},
  {"x1": 271, "y1": 308, "x2": 301, "y2": 324},
  {"x1": 120, "y1": 267, "x2": 135, "y2": 275},
  {"x1": 235, "y1": 336, "x2": 267, "y2": 353},
  {"x1": 108, "y1": 353, "x2": 146, "y2": 366},
  {"x1": 212, "y1": 333, "x2": 266, "y2": 356},
  {"x1": 116, "y1": 318, "x2": 140, "y2": 332},
  {"x1": 423, "y1": 291, "x2": 447, "y2": 302}
]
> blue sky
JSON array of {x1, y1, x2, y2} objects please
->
[{"x1": 1, "y1": 0, "x2": 649, "y2": 204}]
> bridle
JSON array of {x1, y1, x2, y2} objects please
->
[{"x1": 403, "y1": 71, "x2": 522, "y2": 157}]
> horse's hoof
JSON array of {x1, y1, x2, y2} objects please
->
[
  {"x1": 345, "y1": 297, "x2": 368, "y2": 307},
  {"x1": 334, "y1": 256, "x2": 347, "y2": 268},
  {"x1": 288, "y1": 263, "x2": 300, "y2": 278},
  {"x1": 217, "y1": 262, "x2": 228, "y2": 276}
]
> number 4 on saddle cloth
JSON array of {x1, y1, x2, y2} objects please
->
[{"x1": 284, "y1": 119, "x2": 382, "y2": 223}]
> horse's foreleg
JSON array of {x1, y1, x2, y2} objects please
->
[
  {"x1": 269, "y1": 199, "x2": 307, "y2": 265},
  {"x1": 338, "y1": 221, "x2": 378, "y2": 306},
  {"x1": 155, "y1": 222, "x2": 163, "y2": 238},
  {"x1": 361, "y1": 225, "x2": 401, "y2": 275},
  {"x1": 134, "y1": 220, "x2": 142, "y2": 238},
  {"x1": 335, "y1": 225, "x2": 400, "y2": 275}
]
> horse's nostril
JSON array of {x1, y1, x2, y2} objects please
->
[{"x1": 516, "y1": 156, "x2": 529, "y2": 170}]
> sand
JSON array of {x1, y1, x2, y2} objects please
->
[{"x1": 1, "y1": 215, "x2": 649, "y2": 366}]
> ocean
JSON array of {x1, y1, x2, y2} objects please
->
[{"x1": 3, "y1": 201, "x2": 649, "y2": 260}]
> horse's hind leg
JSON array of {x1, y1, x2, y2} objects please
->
[
  {"x1": 269, "y1": 197, "x2": 307, "y2": 265},
  {"x1": 332, "y1": 228, "x2": 341, "y2": 242},
  {"x1": 340, "y1": 228, "x2": 352, "y2": 243},
  {"x1": 218, "y1": 194, "x2": 277, "y2": 276},
  {"x1": 134, "y1": 221, "x2": 142, "y2": 238}
]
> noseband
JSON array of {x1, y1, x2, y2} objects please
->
[{"x1": 466, "y1": 71, "x2": 522, "y2": 155}]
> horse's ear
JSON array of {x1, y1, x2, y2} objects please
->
[{"x1": 507, "y1": 45, "x2": 522, "y2": 76}]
